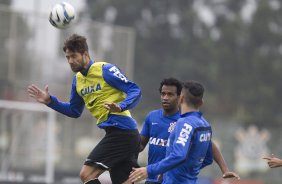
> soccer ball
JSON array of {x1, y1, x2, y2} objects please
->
[{"x1": 49, "y1": 2, "x2": 75, "y2": 29}]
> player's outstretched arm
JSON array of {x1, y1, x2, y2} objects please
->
[
  {"x1": 27, "y1": 84, "x2": 51, "y2": 105},
  {"x1": 212, "y1": 141, "x2": 240, "y2": 180},
  {"x1": 263, "y1": 154, "x2": 282, "y2": 168}
]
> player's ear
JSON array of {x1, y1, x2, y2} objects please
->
[
  {"x1": 177, "y1": 96, "x2": 181, "y2": 105},
  {"x1": 83, "y1": 51, "x2": 89, "y2": 58},
  {"x1": 83, "y1": 51, "x2": 91, "y2": 62},
  {"x1": 180, "y1": 94, "x2": 185, "y2": 104},
  {"x1": 198, "y1": 99, "x2": 203, "y2": 107}
]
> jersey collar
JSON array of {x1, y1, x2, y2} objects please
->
[
  {"x1": 161, "y1": 109, "x2": 180, "y2": 118},
  {"x1": 180, "y1": 111, "x2": 202, "y2": 118}
]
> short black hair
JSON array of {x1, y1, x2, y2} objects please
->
[
  {"x1": 159, "y1": 78, "x2": 183, "y2": 96},
  {"x1": 182, "y1": 80, "x2": 204, "y2": 106},
  {"x1": 63, "y1": 34, "x2": 89, "y2": 54}
]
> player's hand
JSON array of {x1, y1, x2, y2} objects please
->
[
  {"x1": 103, "y1": 102, "x2": 122, "y2": 112},
  {"x1": 223, "y1": 171, "x2": 240, "y2": 180},
  {"x1": 27, "y1": 84, "x2": 51, "y2": 105},
  {"x1": 128, "y1": 167, "x2": 148, "y2": 182},
  {"x1": 263, "y1": 154, "x2": 282, "y2": 168}
]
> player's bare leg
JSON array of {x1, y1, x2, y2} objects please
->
[{"x1": 80, "y1": 165, "x2": 104, "y2": 184}]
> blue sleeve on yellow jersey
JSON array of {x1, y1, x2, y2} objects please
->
[
  {"x1": 47, "y1": 76, "x2": 85, "y2": 118},
  {"x1": 147, "y1": 120, "x2": 194, "y2": 177},
  {"x1": 102, "y1": 64, "x2": 142, "y2": 111}
]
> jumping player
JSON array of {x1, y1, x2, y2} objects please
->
[{"x1": 27, "y1": 34, "x2": 141, "y2": 184}]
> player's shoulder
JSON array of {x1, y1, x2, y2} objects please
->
[
  {"x1": 176, "y1": 116, "x2": 198, "y2": 128},
  {"x1": 100, "y1": 62, "x2": 124, "y2": 75},
  {"x1": 147, "y1": 109, "x2": 162, "y2": 117},
  {"x1": 144, "y1": 109, "x2": 162, "y2": 122},
  {"x1": 98, "y1": 61, "x2": 115, "y2": 68},
  {"x1": 182, "y1": 117, "x2": 211, "y2": 130},
  {"x1": 92, "y1": 61, "x2": 109, "y2": 68}
]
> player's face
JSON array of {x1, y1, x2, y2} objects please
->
[
  {"x1": 160, "y1": 85, "x2": 179, "y2": 112},
  {"x1": 65, "y1": 49, "x2": 87, "y2": 72}
]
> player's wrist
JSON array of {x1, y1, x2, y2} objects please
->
[
  {"x1": 46, "y1": 98, "x2": 51, "y2": 104},
  {"x1": 219, "y1": 164, "x2": 229, "y2": 174},
  {"x1": 279, "y1": 159, "x2": 282, "y2": 166},
  {"x1": 222, "y1": 168, "x2": 229, "y2": 174},
  {"x1": 46, "y1": 95, "x2": 53, "y2": 105},
  {"x1": 118, "y1": 103, "x2": 125, "y2": 112},
  {"x1": 118, "y1": 105, "x2": 122, "y2": 112}
]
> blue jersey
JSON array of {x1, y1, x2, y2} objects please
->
[
  {"x1": 47, "y1": 60, "x2": 141, "y2": 130},
  {"x1": 140, "y1": 109, "x2": 180, "y2": 182},
  {"x1": 147, "y1": 111, "x2": 213, "y2": 184}
]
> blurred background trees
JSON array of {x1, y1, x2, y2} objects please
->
[{"x1": 86, "y1": 0, "x2": 282, "y2": 126}]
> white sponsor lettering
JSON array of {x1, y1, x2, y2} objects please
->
[
  {"x1": 149, "y1": 137, "x2": 167, "y2": 147},
  {"x1": 109, "y1": 66, "x2": 128, "y2": 83},
  {"x1": 199, "y1": 132, "x2": 211, "y2": 142},
  {"x1": 176, "y1": 123, "x2": 192, "y2": 146}
]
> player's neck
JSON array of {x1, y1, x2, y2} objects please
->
[
  {"x1": 180, "y1": 104, "x2": 199, "y2": 114},
  {"x1": 81, "y1": 58, "x2": 91, "y2": 73},
  {"x1": 163, "y1": 108, "x2": 178, "y2": 116}
]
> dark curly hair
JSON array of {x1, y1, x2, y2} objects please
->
[
  {"x1": 159, "y1": 78, "x2": 183, "y2": 96},
  {"x1": 63, "y1": 34, "x2": 89, "y2": 54}
]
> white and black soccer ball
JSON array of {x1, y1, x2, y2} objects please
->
[{"x1": 49, "y1": 2, "x2": 75, "y2": 29}]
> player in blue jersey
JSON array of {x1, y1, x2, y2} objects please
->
[
  {"x1": 27, "y1": 34, "x2": 141, "y2": 184},
  {"x1": 139, "y1": 78, "x2": 239, "y2": 184},
  {"x1": 132, "y1": 80, "x2": 238, "y2": 183},
  {"x1": 139, "y1": 78, "x2": 181, "y2": 184}
]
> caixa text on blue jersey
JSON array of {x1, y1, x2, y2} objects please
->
[{"x1": 149, "y1": 137, "x2": 167, "y2": 147}]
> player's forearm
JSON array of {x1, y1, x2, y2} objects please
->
[
  {"x1": 212, "y1": 142, "x2": 229, "y2": 173},
  {"x1": 276, "y1": 158, "x2": 282, "y2": 166},
  {"x1": 213, "y1": 154, "x2": 228, "y2": 173},
  {"x1": 48, "y1": 96, "x2": 83, "y2": 118},
  {"x1": 102, "y1": 64, "x2": 142, "y2": 111},
  {"x1": 119, "y1": 86, "x2": 142, "y2": 111},
  {"x1": 139, "y1": 136, "x2": 149, "y2": 152},
  {"x1": 147, "y1": 154, "x2": 184, "y2": 177}
]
